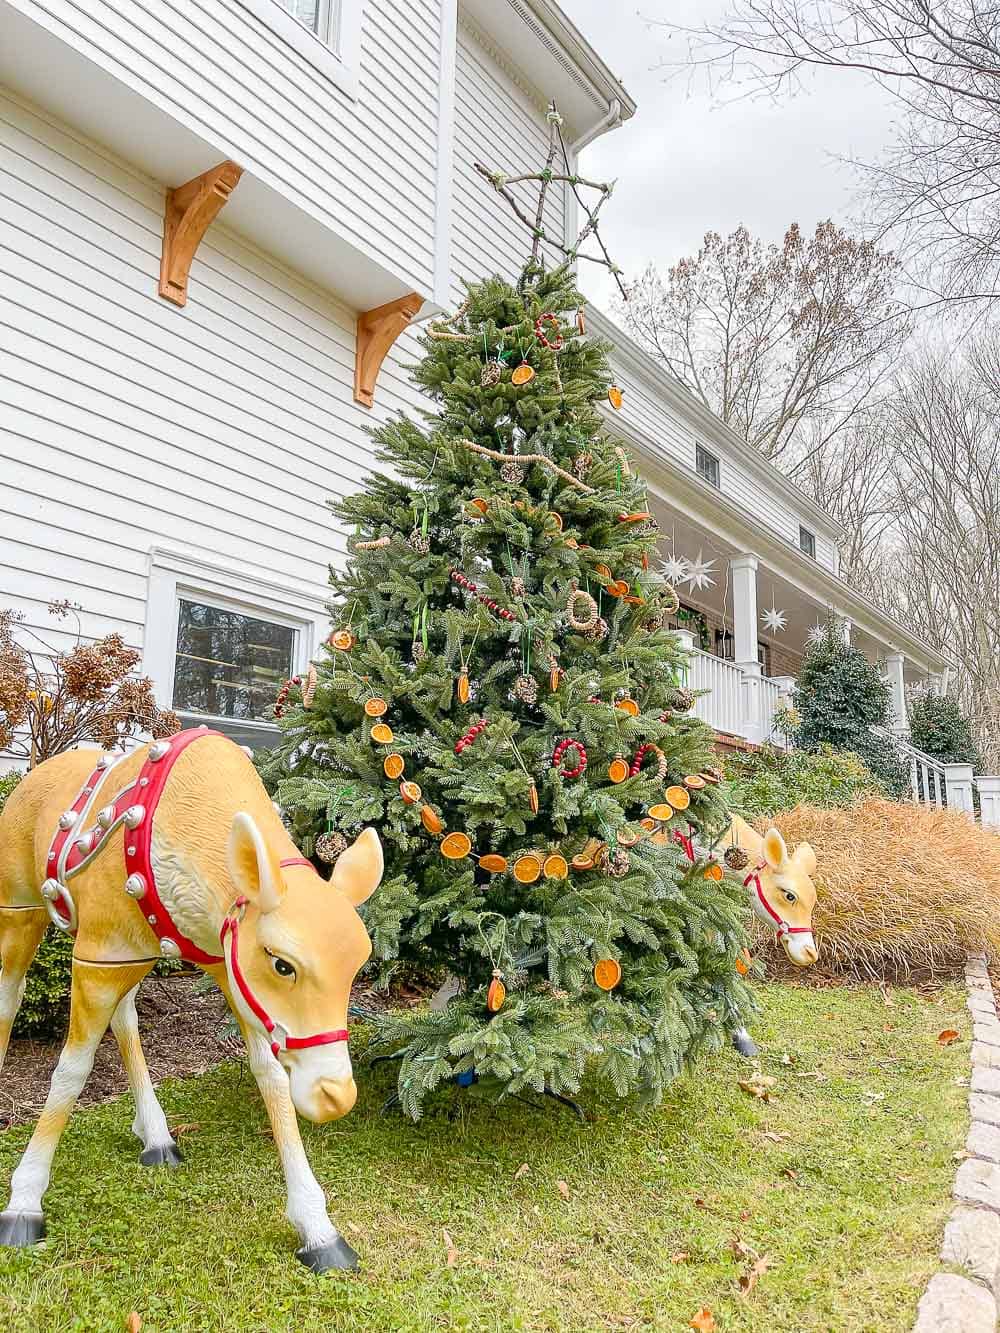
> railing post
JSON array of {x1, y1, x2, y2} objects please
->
[
  {"x1": 944, "y1": 762, "x2": 975, "y2": 816},
  {"x1": 673, "y1": 628, "x2": 695, "y2": 688},
  {"x1": 885, "y1": 652, "x2": 908, "y2": 735},
  {"x1": 976, "y1": 777, "x2": 1000, "y2": 828}
]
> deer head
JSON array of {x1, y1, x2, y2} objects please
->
[{"x1": 747, "y1": 828, "x2": 819, "y2": 967}]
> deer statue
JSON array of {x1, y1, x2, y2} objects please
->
[
  {"x1": 704, "y1": 812, "x2": 819, "y2": 1057},
  {"x1": 0, "y1": 727, "x2": 382, "y2": 1273}
]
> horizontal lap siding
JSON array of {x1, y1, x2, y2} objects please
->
[
  {"x1": 9, "y1": 0, "x2": 440, "y2": 294},
  {"x1": 451, "y1": 29, "x2": 565, "y2": 301},
  {"x1": 0, "y1": 88, "x2": 423, "y2": 650}
]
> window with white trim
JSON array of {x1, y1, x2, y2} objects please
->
[
  {"x1": 799, "y1": 525, "x2": 816, "y2": 559},
  {"x1": 695, "y1": 444, "x2": 720, "y2": 489},
  {"x1": 143, "y1": 550, "x2": 328, "y2": 752},
  {"x1": 237, "y1": 0, "x2": 360, "y2": 98}
]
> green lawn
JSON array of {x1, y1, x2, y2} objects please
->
[{"x1": 0, "y1": 982, "x2": 971, "y2": 1332}]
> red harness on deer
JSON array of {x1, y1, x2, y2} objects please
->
[
  {"x1": 743, "y1": 862, "x2": 813, "y2": 937},
  {"x1": 41, "y1": 729, "x2": 350, "y2": 1055}
]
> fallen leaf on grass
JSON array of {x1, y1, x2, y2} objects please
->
[
  {"x1": 689, "y1": 1308, "x2": 716, "y2": 1332},
  {"x1": 513, "y1": 1163, "x2": 530, "y2": 1181},
  {"x1": 671, "y1": 1251, "x2": 691, "y2": 1263},
  {"x1": 169, "y1": 1122, "x2": 200, "y2": 1138},
  {"x1": 793, "y1": 1070, "x2": 828, "y2": 1082},
  {"x1": 781, "y1": 1168, "x2": 799, "y2": 1182},
  {"x1": 739, "y1": 1253, "x2": 773, "y2": 1297},
  {"x1": 125, "y1": 1316, "x2": 142, "y2": 1333},
  {"x1": 442, "y1": 1228, "x2": 458, "y2": 1268},
  {"x1": 729, "y1": 1238, "x2": 754, "y2": 1261},
  {"x1": 739, "y1": 1074, "x2": 776, "y2": 1101},
  {"x1": 739, "y1": 1210, "x2": 751, "y2": 1222},
  {"x1": 759, "y1": 1130, "x2": 790, "y2": 1144},
  {"x1": 780, "y1": 1052, "x2": 796, "y2": 1066},
  {"x1": 937, "y1": 1029, "x2": 961, "y2": 1046},
  {"x1": 556, "y1": 1179, "x2": 571, "y2": 1200}
]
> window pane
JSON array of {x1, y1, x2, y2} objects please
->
[
  {"x1": 277, "y1": 0, "x2": 321, "y2": 33},
  {"x1": 799, "y1": 526, "x2": 816, "y2": 558},
  {"x1": 696, "y1": 444, "x2": 720, "y2": 488},
  {"x1": 173, "y1": 600, "x2": 295, "y2": 722}
]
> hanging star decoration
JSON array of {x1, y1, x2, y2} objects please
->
[
  {"x1": 806, "y1": 621, "x2": 827, "y2": 646},
  {"x1": 473, "y1": 102, "x2": 627, "y2": 300},
  {"x1": 661, "y1": 553, "x2": 689, "y2": 585},
  {"x1": 761, "y1": 605, "x2": 787, "y2": 634},
  {"x1": 684, "y1": 552, "x2": 716, "y2": 592}
]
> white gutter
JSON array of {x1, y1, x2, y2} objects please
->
[{"x1": 570, "y1": 97, "x2": 622, "y2": 154}]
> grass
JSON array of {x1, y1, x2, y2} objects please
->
[{"x1": 0, "y1": 982, "x2": 971, "y2": 1333}]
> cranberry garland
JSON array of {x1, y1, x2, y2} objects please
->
[
  {"x1": 629, "y1": 743, "x2": 668, "y2": 782},
  {"x1": 552, "y1": 737, "x2": 587, "y2": 779},
  {"x1": 454, "y1": 719, "x2": 488, "y2": 755},
  {"x1": 273, "y1": 675, "x2": 302, "y2": 719},
  {"x1": 450, "y1": 569, "x2": 517, "y2": 622},
  {"x1": 533, "y1": 312, "x2": 564, "y2": 350}
]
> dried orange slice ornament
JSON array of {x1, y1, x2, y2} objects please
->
[
  {"x1": 665, "y1": 785, "x2": 690, "y2": 810},
  {"x1": 364, "y1": 697, "x2": 388, "y2": 717},
  {"x1": 400, "y1": 780, "x2": 421, "y2": 804},
  {"x1": 593, "y1": 958, "x2": 622, "y2": 990},
  {"x1": 513, "y1": 854, "x2": 542, "y2": 884},
  {"x1": 543, "y1": 854, "x2": 568, "y2": 880},
  {"x1": 383, "y1": 753, "x2": 405, "y2": 780},
  {"x1": 479, "y1": 854, "x2": 508, "y2": 874},
  {"x1": 704, "y1": 862, "x2": 724, "y2": 883},
  {"x1": 469, "y1": 497, "x2": 489, "y2": 515},
  {"x1": 608, "y1": 756, "x2": 629, "y2": 784},
  {"x1": 648, "y1": 803, "x2": 674, "y2": 822},
  {"x1": 329, "y1": 629, "x2": 355, "y2": 651},
  {"x1": 487, "y1": 970, "x2": 506, "y2": 1012},
  {"x1": 457, "y1": 672, "x2": 470, "y2": 704},
  {"x1": 370, "y1": 722, "x2": 393, "y2": 744},
  {"x1": 441, "y1": 831, "x2": 472, "y2": 860},
  {"x1": 608, "y1": 385, "x2": 623, "y2": 410},
  {"x1": 617, "y1": 827, "x2": 640, "y2": 847},
  {"x1": 511, "y1": 362, "x2": 535, "y2": 386},
  {"x1": 615, "y1": 697, "x2": 640, "y2": 717},
  {"x1": 528, "y1": 782, "x2": 539, "y2": 815},
  {"x1": 420, "y1": 806, "x2": 443, "y2": 835},
  {"x1": 685, "y1": 774, "x2": 706, "y2": 790},
  {"x1": 735, "y1": 948, "x2": 753, "y2": 977},
  {"x1": 547, "y1": 511, "x2": 564, "y2": 531},
  {"x1": 549, "y1": 668, "x2": 561, "y2": 693}
]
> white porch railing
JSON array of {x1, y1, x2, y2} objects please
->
[
  {"x1": 878, "y1": 730, "x2": 948, "y2": 807},
  {"x1": 759, "y1": 676, "x2": 784, "y2": 746},
  {"x1": 684, "y1": 647, "x2": 744, "y2": 736}
]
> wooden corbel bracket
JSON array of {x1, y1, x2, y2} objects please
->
[
  {"x1": 354, "y1": 292, "x2": 424, "y2": 407},
  {"x1": 159, "y1": 160, "x2": 243, "y2": 307}
]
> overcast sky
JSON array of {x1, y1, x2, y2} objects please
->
[{"x1": 561, "y1": 0, "x2": 899, "y2": 312}]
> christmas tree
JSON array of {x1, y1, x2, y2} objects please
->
[{"x1": 259, "y1": 127, "x2": 754, "y2": 1118}]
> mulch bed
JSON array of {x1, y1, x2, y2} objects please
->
[{"x1": 0, "y1": 973, "x2": 395, "y2": 1131}]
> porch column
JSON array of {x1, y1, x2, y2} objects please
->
[
  {"x1": 885, "y1": 652, "x2": 908, "y2": 735},
  {"x1": 977, "y1": 777, "x2": 1000, "y2": 828},
  {"x1": 836, "y1": 616, "x2": 852, "y2": 645},
  {"x1": 730, "y1": 553, "x2": 763, "y2": 743}
]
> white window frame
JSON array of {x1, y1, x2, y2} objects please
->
[
  {"x1": 143, "y1": 548, "x2": 328, "y2": 741},
  {"x1": 695, "y1": 443, "x2": 721, "y2": 490},
  {"x1": 236, "y1": 0, "x2": 362, "y2": 100}
]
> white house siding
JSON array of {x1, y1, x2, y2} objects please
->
[
  {"x1": 450, "y1": 22, "x2": 566, "y2": 300},
  {"x1": 0, "y1": 87, "x2": 425, "y2": 658},
  {"x1": 4, "y1": 0, "x2": 442, "y2": 297}
]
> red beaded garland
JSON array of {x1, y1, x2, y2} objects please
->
[
  {"x1": 455, "y1": 719, "x2": 489, "y2": 754},
  {"x1": 450, "y1": 569, "x2": 517, "y2": 622},
  {"x1": 552, "y1": 737, "x2": 587, "y2": 779},
  {"x1": 629, "y1": 743, "x2": 668, "y2": 782},
  {"x1": 534, "y1": 312, "x2": 564, "y2": 351}
]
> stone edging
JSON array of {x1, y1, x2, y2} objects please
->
[{"x1": 914, "y1": 954, "x2": 1000, "y2": 1332}]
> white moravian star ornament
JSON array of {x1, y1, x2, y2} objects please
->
[
  {"x1": 661, "y1": 553, "x2": 689, "y2": 585},
  {"x1": 683, "y1": 551, "x2": 716, "y2": 592},
  {"x1": 806, "y1": 621, "x2": 827, "y2": 646},
  {"x1": 762, "y1": 605, "x2": 787, "y2": 634}
]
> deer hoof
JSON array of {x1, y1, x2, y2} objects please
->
[
  {"x1": 296, "y1": 1233, "x2": 359, "y2": 1273},
  {"x1": 731, "y1": 1027, "x2": 758, "y2": 1059},
  {"x1": 140, "y1": 1141, "x2": 183, "y2": 1168},
  {"x1": 0, "y1": 1211, "x2": 45, "y2": 1246}
]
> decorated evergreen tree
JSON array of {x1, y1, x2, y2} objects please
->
[{"x1": 259, "y1": 126, "x2": 754, "y2": 1117}]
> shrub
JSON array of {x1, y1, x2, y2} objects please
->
[
  {"x1": 794, "y1": 623, "x2": 910, "y2": 797},
  {"x1": 907, "y1": 688, "x2": 983, "y2": 767},
  {"x1": 724, "y1": 744, "x2": 885, "y2": 819},
  {"x1": 753, "y1": 799, "x2": 1000, "y2": 979}
]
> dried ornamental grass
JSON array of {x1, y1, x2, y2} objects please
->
[{"x1": 753, "y1": 799, "x2": 1000, "y2": 980}]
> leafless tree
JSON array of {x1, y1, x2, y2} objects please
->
[
  {"x1": 617, "y1": 221, "x2": 909, "y2": 460},
  {"x1": 650, "y1": 0, "x2": 1000, "y2": 318}
]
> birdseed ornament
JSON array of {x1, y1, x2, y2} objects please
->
[
  {"x1": 582, "y1": 616, "x2": 609, "y2": 643},
  {"x1": 481, "y1": 359, "x2": 503, "y2": 388},
  {"x1": 512, "y1": 674, "x2": 539, "y2": 705},
  {"x1": 408, "y1": 527, "x2": 430, "y2": 554},
  {"x1": 724, "y1": 845, "x2": 750, "y2": 872},
  {"x1": 565, "y1": 587, "x2": 599, "y2": 632},
  {"x1": 315, "y1": 830, "x2": 349, "y2": 864},
  {"x1": 603, "y1": 847, "x2": 630, "y2": 879},
  {"x1": 500, "y1": 459, "x2": 525, "y2": 485}
]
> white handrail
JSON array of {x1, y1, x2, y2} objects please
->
[
  {"x1": 874, "y1": 727, "x2": 947, "y2": 806},
  {"x1": 683, "y1": 648, "x2": 745, "y2": 736}
]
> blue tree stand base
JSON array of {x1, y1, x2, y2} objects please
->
[
  {"x1": 140, "y1": 1141, "x2": 183, "y2": 1167},
  {"x1": 296, "y1": 1233, "x2": 359, "y2": 1273},
  {"x1": 731, "y1": 1027, "x2": 759, "y2": 1058},
  {"x1": 0, "y1": 1211, "x2": 45, "y2": 1246}
]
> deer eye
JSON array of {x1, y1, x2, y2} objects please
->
[
  {"x1": 783, "y1": 891, "x2": 797, "y2": 904},
  {"x1": 268, "y1": 953, "x2": 295, "y2": 980}
]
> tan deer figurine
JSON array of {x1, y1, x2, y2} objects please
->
[{"x1": 0, "y1": 727, "x2": 382, "y2": 1272}]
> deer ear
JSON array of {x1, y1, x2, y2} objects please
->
[
  {"x1": 228, "y1": 812, "x2": 284, "y2": 915},
  {"x1": 762, "y1": 827, "x2": 789, "y2": 872},
  {"x1": 793, "y1": 841, "x2": 817, "y2": 877},
  {"x1": 331, "y1": 827, "x2": 383, "y2": 906}
]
